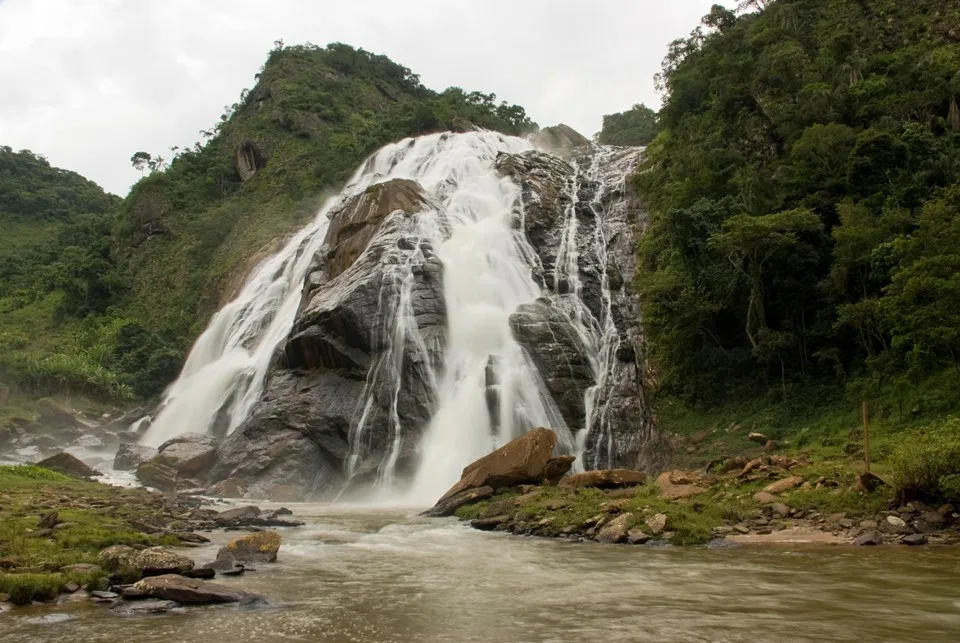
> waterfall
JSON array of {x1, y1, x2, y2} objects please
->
[{"x1": 140, "y1": 130, "x2": 644, "y2": 496}]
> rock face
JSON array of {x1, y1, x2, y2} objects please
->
[
  {"x1": 210, "y1": 178, "x2": 445, "y2": 499},
  {"x1": 114, "y1": 444, "x2": 157, "y2": 471},
  {"x1": 436, "y1": 428, "x2": 558, "y2": 503}
]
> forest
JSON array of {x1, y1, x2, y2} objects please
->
[{"x1": 634, "y1": 0, "x2": 960, "y2": 418}]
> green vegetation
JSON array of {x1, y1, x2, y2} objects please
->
[
  {"x1": 889, "y1": 417, "x2": 960, "y2": 502},
  {"x1": 1, "y1": 42, "x2": 536, "y2": 409},
  {"x1": 0, "y1": 465, "x2": 180, "y2": 604},
  {"x1": 597, "y1": 103, "x2": 660, "y2": 146},
  {"x1": 635, "y1": 0, "x2": 960, "y2": 415}
]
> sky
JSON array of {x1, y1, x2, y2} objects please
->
[{"x1": 0, "y1": 0, "x2": 718, "y2": 195}]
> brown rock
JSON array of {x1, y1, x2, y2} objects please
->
[
  {"x1": 596, "y1": 512, "x2": 633, "y2": 543},
  {"x1": 437, "y1": 428, "x2": 557, "y2": 503},
  {"x1": 770, "y1": 503, "x2": 790, "y2": 518},
  {"x1": 38, "y1": 511, "x2": 60, "y2": 529},
  {"x1": 720, "y1": 456, "x2": 749, "y2": 473},
  {"x1": 133, "y1": 574, "x2": 247, "y2": 604},
  {"x1": 35, "y1": 452, "x2": 101, "y2": 478},
  {"x1": 217, "y1": 530, "x2": 281, "y2": 564},
  {"x1": 854, "y1": 471, "x2": 887, "y2": 493},
  {"x1": 206, "y1": 478, "x2": 247, "y2": 499},
  {"x1": 753, "y1": 491, "x2": 777, "y2": 504},
  {"x1": 471, "y1": 515, "x2": 509, "y2": 531},
  {"x1": 560, "y1": 469, "x2": 647, "y2": 490},
  {"x1": 214, "y1": 505, "x2": 261, "y2": 526},
  {"x1": 627, "y1": 529, "x2": 650, "y2": 544},
  {"x1": 763, "y1": 440, "x2": 778, "y2": 453},
  {"x1": 879, "y1": 515, "x2": 912, "y2": 535},
  {"x1": 542, "y1": 455, "x2": 575, "y2": 485},
  {"x1": 747, "y1": 432, "x2": 769, "y2": 444},
  {"x1": 656, "y1": 471, "x2": 708, "y2": 500},
  {"x1": 544, "y1": 499, "x2": 569, "y2": 510},
  {"x1": 422, "y1": 485, "x2": 495, "y2": 517},
  {"x1": 645, "y1": 513, "x2": 668, "y2": 535},
  {"x1": 763, "y1": 476, "x2": 804, "y2": 495},
  {"x1": 739, "y1": 457, "x2": 767, "y2": 477}
]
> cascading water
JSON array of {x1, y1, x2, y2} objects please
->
[{"x1": 140, "y1": 130, "x2": 648, "y2": 498}]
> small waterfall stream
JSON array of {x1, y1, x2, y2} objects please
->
[{"x1": 140, "y1": 131, "x2": 643, "y2": 496}]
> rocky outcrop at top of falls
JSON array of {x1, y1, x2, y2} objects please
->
[{"x1": 194, "y1": 132, "x2": 665, "y2": 501}]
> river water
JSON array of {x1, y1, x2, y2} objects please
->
[{"x1": 4, "y1": 503, "x2": 960, "y2": 642}]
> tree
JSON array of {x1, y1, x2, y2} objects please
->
[{"x1": 130, "y1": 151, "x2": 152, "y2": 173}]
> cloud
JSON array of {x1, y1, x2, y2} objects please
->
[{"x1": 0, "y1": 0, "x2": 717, "y2": 194}]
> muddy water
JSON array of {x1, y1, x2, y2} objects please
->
[{"x1": 3, "y1": 504, "x2": 960, "y2": 642}]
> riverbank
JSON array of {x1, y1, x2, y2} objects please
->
[
  {"x1": 0, "y1": 464, "x2": 300, "y2": 607},
  {"x1": 430, "y1": 428, "x2": 960, "y2": 547}
]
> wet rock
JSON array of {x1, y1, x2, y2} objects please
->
[
  {"x1": 216, "y1": 531, "x2": 281, "y2": 564},
  {"x1": 596, "y1": 512, "x2": 633, "y2": 543},
  {"x1": 63, "y1": 582, "x2": 80, "y2": 593},
  {"x1": 182, "y1": 568, "x2": 216, "y2": 579},
  {"x1": 113, "y1": 444, "x2": 157, "y2": 471},
  {"x1": 205, "y1": 478, "x2": 247, "y2": 499},
  {"x1": 110, "y1": 599, "x2": 179, "y2": 616},
  {"x1": 902, "y1": 534, "x2": 928, "y2": 546},
  {"x1": 880, "y1": 515, "x2": 913, "y2": 535},
  {"x1": 542, "y1": 455, "x2": 576, "y2": 485},
  {"x1": 35, "y1": 452, "x2": 101, "y2": 478},
  {"x1": 645, "y1": 513, "x2": 668, "y2": 535},
  {"x1": 214, "y1": 505, "x2": 260, "y2": 526},
  {"x1": 422, "y1": 485, "x2": 495, "y2": 518},
  {"x1": 560, "y1": 469, "x2": 647, "y2": 490},
  {"x1": 92, "y1": 590, "x2": 120, "y2": 600},
  {"x1": 854, "y1": 530, "x2": 884, "y2": 546},
  {"x1": 471, "y1": 515, "x2": 509, "y2": 531},
  {"x1": 132, "y1": 574, "x2": 247, "y2": 604},
  {"x1": 763, "y1": 476, "x2": 804, "y2": 495},
  {"x1": 135, "y1": 460, "x2": 177, "y2": 492},
  {"x1": 436, "y1": 428, "x2": 557, "y2": 503},
  {"x1": 627, "y1": 529, "x2": 650, "y2": 544}
]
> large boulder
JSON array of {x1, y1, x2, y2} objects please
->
[
  {"x1": 35, "y1": 452, "x2": 101, "y2": 478},
  {"x1": 113, "y1": 444, "x2": 157, "y2": 471},
  {"x1": 98, "y1": 546, "x2": 193, "y2": 576},
  {"x1": 435, "y1": 428, "x2": 558, "y2": 504},
  {"x1": 132, "y1": 574, "x2": 248, "y2": 604},
  {"x1": 157, "y1": 439, "x2": 217, "y2": 477},
  {"x1": 135, "y1": 460, "x2": 178, "y2": 492},
  {"x1": 421, "y1": 486, "x2": 494, "y2": 518}
]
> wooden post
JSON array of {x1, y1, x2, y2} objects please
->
[{"x1": 862, "y1": 400, "x2": 871, "y2": 472}]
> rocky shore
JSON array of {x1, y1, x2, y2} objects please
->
[
  {"x1": 425, "y1": 428, "x2": 960, "y2": 548},
  {"x1": 0, "y1": 462, "x2": 299, "y2": 614}
]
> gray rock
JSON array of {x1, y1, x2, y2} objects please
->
[
  {"x1": 880, "y1": 515, "x2": 913, "y2": 535},
  {"x1": 854, "y1": 530, "x2": 884, "y2": 546},
  {"x1": 596, "y1": 512, "x2": 633, "y2": 543},
  {"x1": 113, "y1": 444, "x2": 158, "y2": 471},
  {"x1": 902, "y1": 534, "x2": 928, "y2": 546},
  {"x1": 770, "y1": 503, "x2": 790, "y2": 518},
  {"x1": 132, "y1": 575, "x2": 248, "y2": 604},
  {"x1": 35, "y1": 452, "x2": 101, "y2": 478},
  {"x1": 110, "y1": 599, "x2": 178, "y2": 616},
  {"x1": 627, "y1": 529, "x2": 650, "y2": 544}
]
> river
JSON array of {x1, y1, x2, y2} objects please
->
[{"x1": 4, "y1": 503, "x2": 960, "y2": 642}]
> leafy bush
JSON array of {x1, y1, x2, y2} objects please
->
[{"x1": 889, "y1": 417, "x2": 960, "y2": 501}]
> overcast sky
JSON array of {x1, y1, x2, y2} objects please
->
[{"x1": 0, "y1": 0, "x2": 718, "y2": 195}]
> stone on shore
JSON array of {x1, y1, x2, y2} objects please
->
[
  {"x1": 99, "y1": 545, "x2": 194, "y2": 575},
  {"x1": 436, "y1": 428, "x2": 558, "y2": 503},
  {"x1": 656, "y1": 471, "x2": 708, "y2": 500},
  {"x1": 763, "y1": 476, "x2": 804, "y2": 495},
  {"x1": 560, "y1": 469, "x2": 647, "y2": 490},
  {"x1": 35, "y1": 452, "x2": 101, "y2": 478},
  {"x1": 645, "y1": 513, "x2": 668, "y2": 535},
  {"x1": 136, "y1": 460, "x2": 178, "y2": 492},
  {"x1": 854, "y1": 530, "x2": 884, "y2": 546},
  {"x1": 596, "y1": 512, "x2": 633, "y2": 543},
  {"x1": 216, "y1": 530, "x2": 281, "y2": 564},
  {"x1": 879, "y1": 515, "x2": 913, "y2": 535},
  {"x1": 132, "y1": 574, "x2": 248, "y2": 604}
]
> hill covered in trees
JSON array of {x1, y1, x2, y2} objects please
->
[
  {"x1": 0, "y1": 42, "x2": 536, "y2": 404},
  {"x1": 635, "y1": 0, "x2": 960, "y2": 421}
]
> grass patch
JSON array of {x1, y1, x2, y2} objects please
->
[{"x1": 888, "y1": 416, "x2": 960, "y2": 502}]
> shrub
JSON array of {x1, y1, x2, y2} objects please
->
[{"x1": 889, "y1": 417, "x2": 960, "y2": 501}]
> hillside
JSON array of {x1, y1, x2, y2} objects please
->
[
  {"x1": 634, "y1": 0, "x2": 960, "y2": 493},
  {"x1": 0, "y1": 42, "x2": 536, "y2": 408}
]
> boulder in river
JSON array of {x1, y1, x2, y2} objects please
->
[
  {"x1": 560, "y1": 468, "x2": 647, "y2": 490},
  {"x1": 132, "y1": 574, "x2": 248, "y2": 604},
  {"x1": 422, "y1": 485, "x2": 495, "y2": 518},
  {"x1": 113, "y1": 444, "x2": 158, "y2": 471},
  {"x1": 216, "y1": 530, "x2": 282, "y2": 564},
  {"x1": 435, "y1": 428, "x2": 558, "y2": 504},
  {"x1": 35, "y1": 452, "x2": 101, "y2": 478}
]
